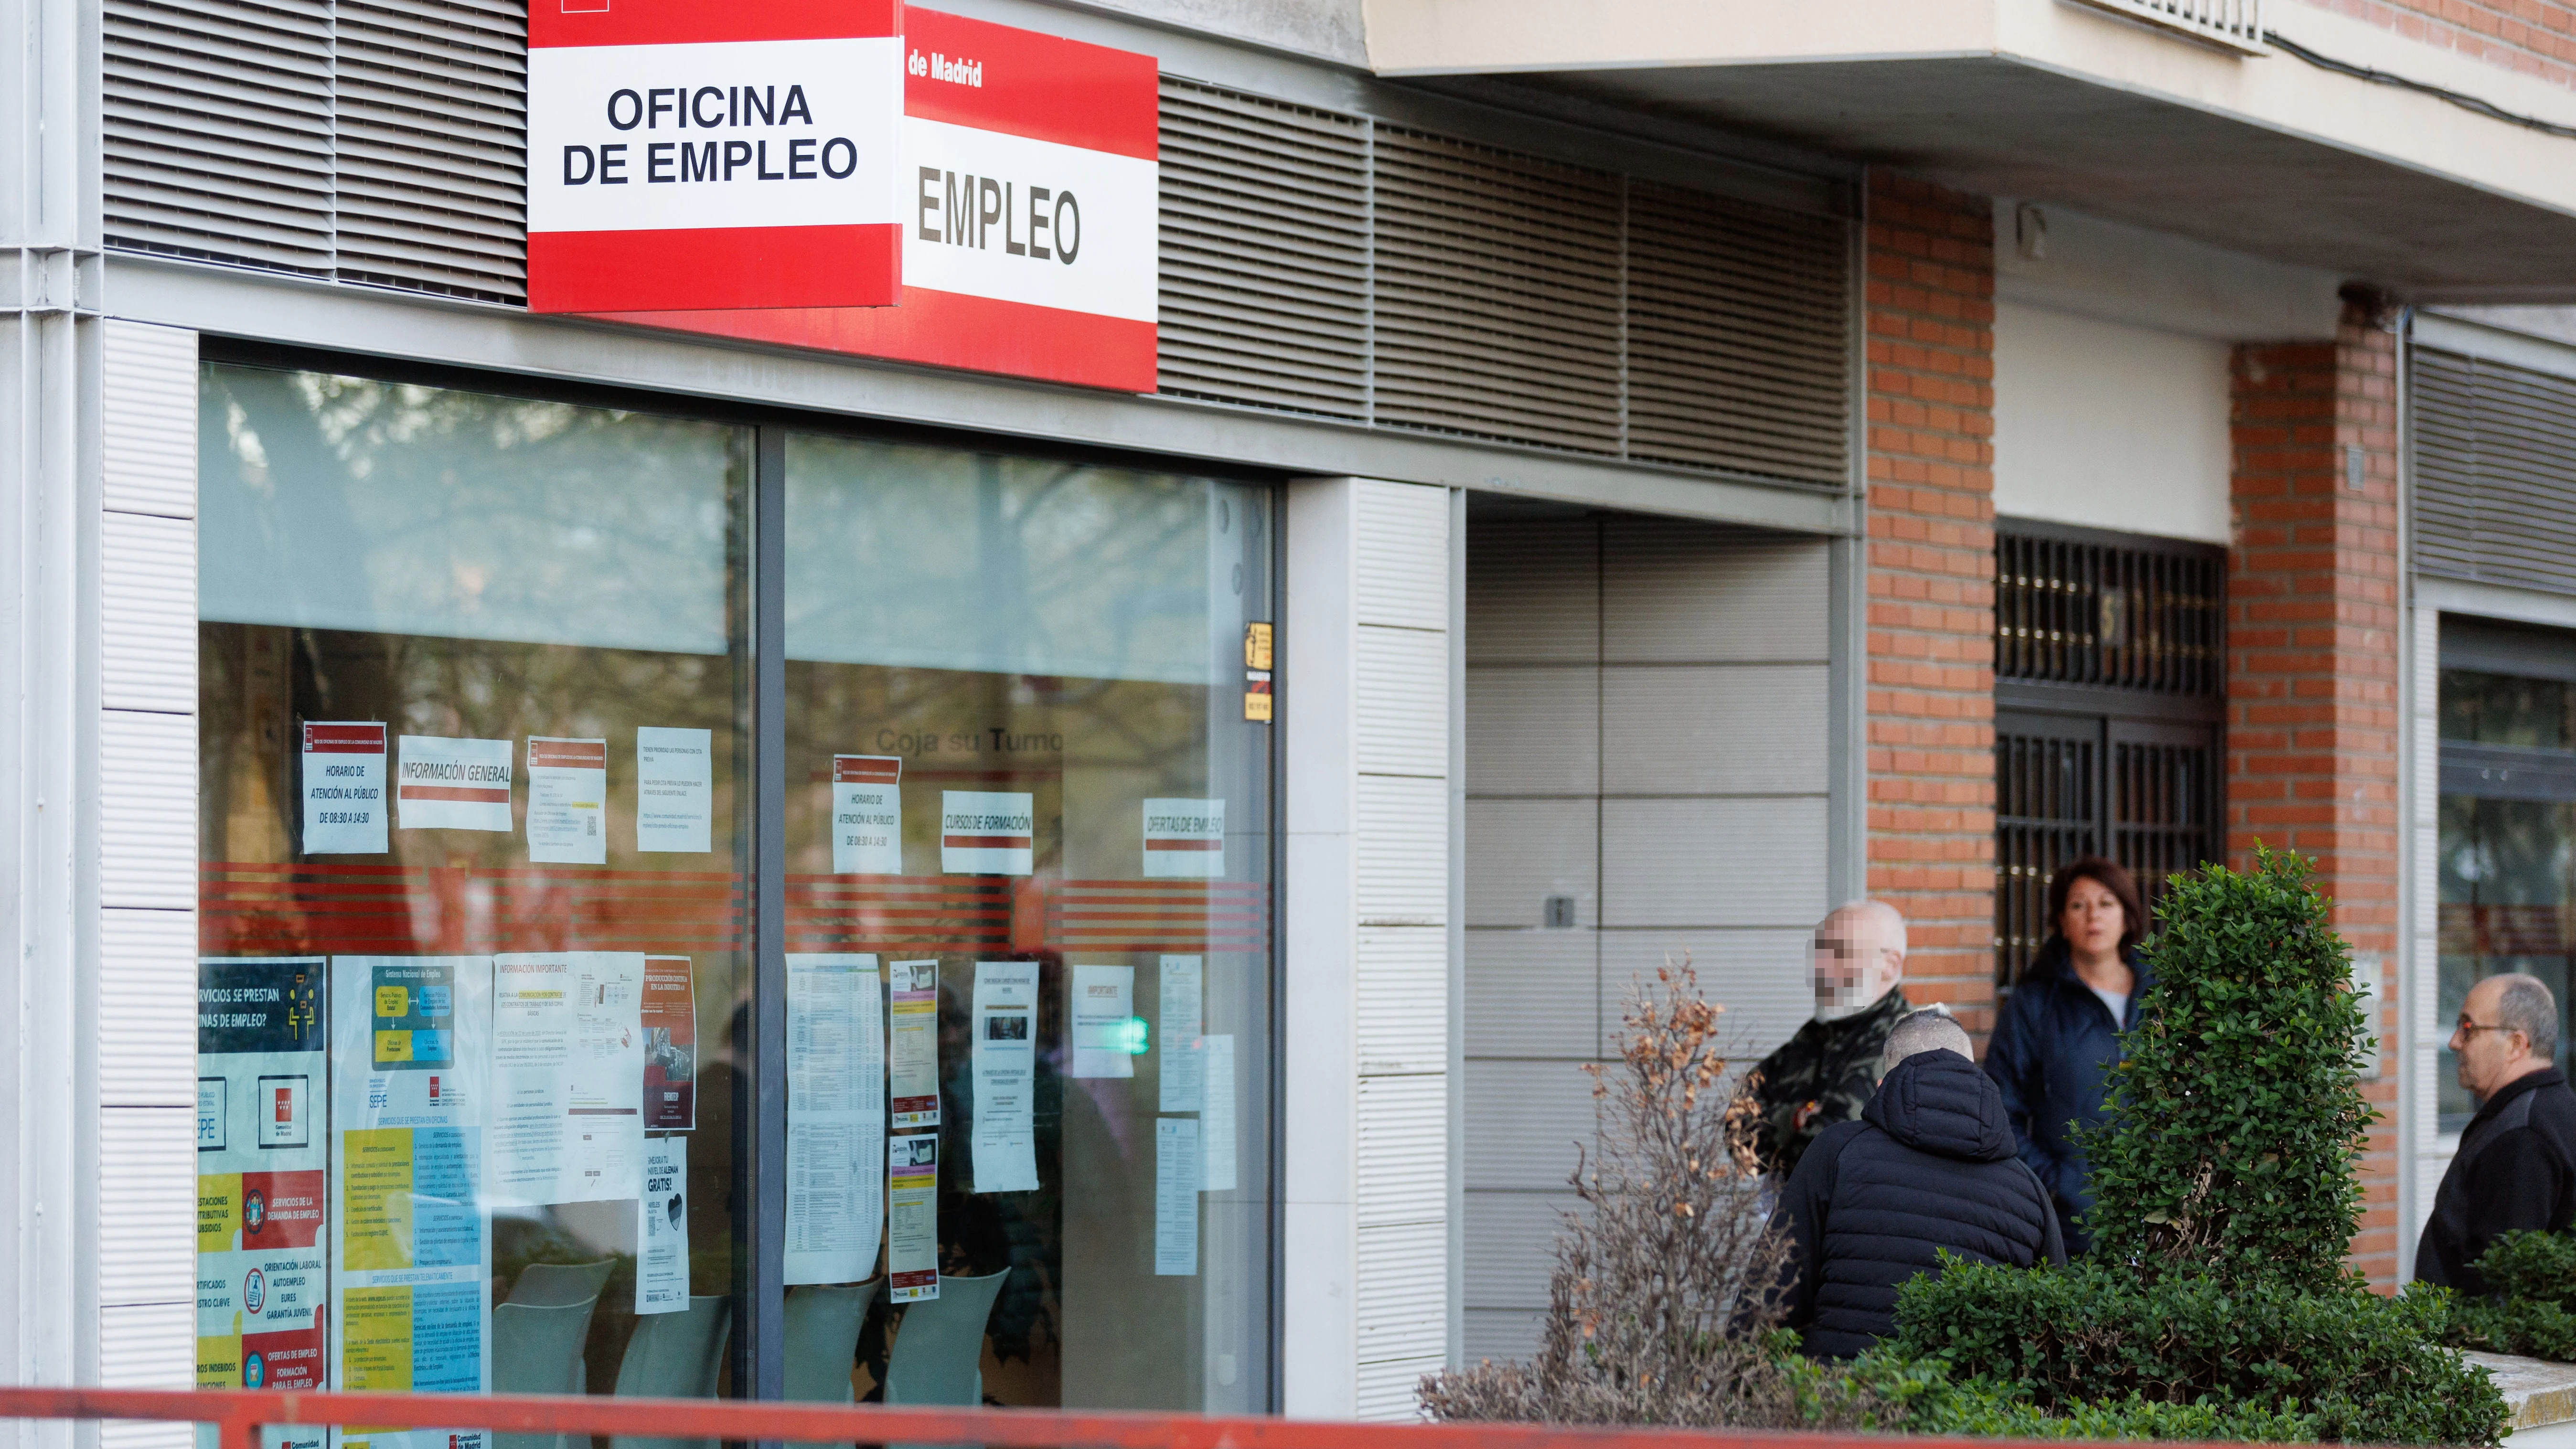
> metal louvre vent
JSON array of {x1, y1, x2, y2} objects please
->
[
  {"x1": 332, "y1": 0, "x2": 526, "y2": 298},
  {"x1": 104, "y1": 0, "x2": 527, "y2": 303},
  {"x1": 1994, "y1": 527, "x2": 2226, "y2": 694},
  {"x1": 1369, "y1": 128, "x2": 1622, "y2": 452},
  {"x1": 104, "y1": 0, "x2": 335, "y2": 274},
  {"x1": 2415, "y1": 347, "x2": 2576, "y2": 598},
  {"x1": 1626, "y1": 181, "x2": 1848, "y2": 486},
  {"x1": 1154, "y1": 82, "x2": 1853, "y2": 490},
  {"x1": 1156, "y1": 80, "x2": 1371, "y2": 421}
]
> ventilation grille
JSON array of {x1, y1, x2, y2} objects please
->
[
  {"x1": 1156, "y1": 81, "x2": 1370, "y2": 420},
  {"x1": 1994, "y1": 526, "x2": 2226, "y2": 695},
  {"x1": 1156, "y1": 81, "x2": 1854, "y2": 491},
  {"x1": 104, "y1": 0, "x2": 527, "y2": 302},
  {"x1": 2416, "y1": 347, "x2": 2576, "y2": 599},
  {"x1": 1370, "y1": 128, "x2": 1621, "y2": 452}
]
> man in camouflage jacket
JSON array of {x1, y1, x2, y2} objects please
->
[{"x1": 1727, "y1": 901, "x2": 1913, "y2": 1178}]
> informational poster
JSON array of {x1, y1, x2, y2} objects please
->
[
  {"x1": 634, "y1": 727, "x2": 713, "y2": 853},
  {"x1": 641, "y1": 955, "x2": 697, "y2": 1131},
  {"x1": 491, "y1": 952, "x2": 644, "y2": 1204},
  {"x1": 396, "y1": 735, "x2": 513, "y2": 832},
  {"x1": 330, "y1": 955, "x2": 493, "y2": 1449},
  {"x1": 1157, "y1": 955, "x2": 1202, "y2": 1112},
  {"x1": 1142, "y1": 799, "x2": 1224, "y2": 879},
  {"x1": 1201, "y1": 1034, "x2": 1238, "y2": 1193},
  {"x1": 525, "y1": 737, "x2": 609, "y2": 864},
  {"x1": 785, "y1": 954, "x2": 884, "y2": 1286},
  {"x1": 1154, "y1": 1118, "x2": 1200, "y2": 1276},
  {"x1": 969, "y1": 961, "x2": 1038, "y2": 1193},
  {"x1": 1069, "y1": 963, "x2": 1134, "y2": 1079},
  {"x1": 940, "y1": 790, "x2": 1033, "y2": 875},
  {"x1": 887, "y1": 1134, "x2": 940, "y2": 1303},
  {"x1": 831, "y1": 756, "x2": 905, "y2": 875},
  {"x1": 635, "y1": 1138, "x2": 689, "y2": 1315},
  {"x1": 301, "y1": 723, "x2": 388, "y2": 855},
  {"x1": 888, "y1": 959, "x2": 939, "y2": 1129},
  {"x1": 197, "y1": 958, "x2": 329, "y2": 1409}
]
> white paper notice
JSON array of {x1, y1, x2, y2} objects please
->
[
  {"x1": 941, "y1": 790, "x2": 1033, "y2": 875},
  {"x1": 970, "y1": 961, "x2": 1038, "y2": 1193},
  {"x1": 785, "y1": 954, "x2": 885, "y2": 1286},
  {"x1": 1201, "y1": 1034, "x2": 1237, "y2": 1192},
  {"x1": 302, "y1": 721, "x2": 388, "y2": 853},
  {"x1": 526, "y1": 737, "x2": 609, "y2": 865},
  {"x1": 635, "y1": 727, "x2": 712, "y2": 854},
  {"x1": 635, "y1": 1138, "x2": 688, "y2": 1315},
  {"x1": 491, "y1": 952, "x2": 645, "y2": 1204},
  {"x1": 888, "y1": 1134, "x2": 940, "y2": 1303},
  {"x1": 1158, "y1": 955, "x2": 1203, "y2": 1112},
  {"x1": 1155, "y1": 1117, "x2": 1200, "y2": 1276},
  {"x1": 888, "y1": 959, "x2": 939, "y2": 1129},
  {"x1": 1143, "y1": 798, "x2": 1224, "y2": 879},
  {"x1": 831, "y1": 756, "x2": 904, "y2": 875},
  {"x1": 1070, "y1": 963, "x2": 1134, "y2": 1078},
  {"x1": 397, "y1": 735, "x2": 513, "y2": 831}
]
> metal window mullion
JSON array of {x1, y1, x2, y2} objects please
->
[{"x1": 745, "y1": 424, "x2": 789, "y2": 1414}]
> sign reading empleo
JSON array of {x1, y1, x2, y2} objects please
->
[
  {"x1": 598, "y1": 8, "x2": 1158, "y2": 391},
  {"x1": 526, "y1": 0, "x2": 904, "y2": 313}
]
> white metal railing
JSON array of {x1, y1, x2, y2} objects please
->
[{"x1": 2069, "y1": 0, "x2": 2267, "y2": 52}]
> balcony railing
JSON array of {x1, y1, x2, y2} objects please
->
[{"x1": 2069, "y1": 0, "x2": 2266, "y2": 52}]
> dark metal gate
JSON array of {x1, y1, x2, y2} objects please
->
[{"x1": 1994, "y1": 519, "x2": 2227, "y2": 988}]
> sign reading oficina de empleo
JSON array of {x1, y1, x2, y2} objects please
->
[{"x1": 524, "y1": 0, "x2": 905, "y2": 313}]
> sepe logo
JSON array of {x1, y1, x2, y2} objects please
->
[
  {"x1": 243, "y1": 1188, "x2": 268, "y2": 1236},
  {"x1": 243, "y1": 1353, "x2": 266, "y2": 1388},
  {"x1": 243, "y1": 1267, "x2": 266, "y2": 1316}
]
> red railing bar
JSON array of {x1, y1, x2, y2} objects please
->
[{"x1": 0, "y1": 1387, "x2": 2115, "y2": 1449}]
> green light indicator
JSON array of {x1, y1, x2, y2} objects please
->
[{"x1": 1119, "y1": 1016, "x2": 1151, "y2": 1055}]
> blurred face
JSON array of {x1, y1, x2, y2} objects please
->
[
  {"x1": 2453, "y1": 976, "x2": 2536, "y2": 1098},
  {"x1": 1814, "y1": 911, "x2": 1903, "y2": 1021},
  {"x1": 2059, "y1": 875, "x2": 2127, "y2": 959}
]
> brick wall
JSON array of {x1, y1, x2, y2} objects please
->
[
  {"x1": 1863, "y1": 170, "x2": 2000, "y2": 1040},
  {"x1": 2294, "y1": 0, "x2": 2576, "y2": 89},
  {"x1": 2227, "y1": 294, "x2": 2404, "y2": 1286}
]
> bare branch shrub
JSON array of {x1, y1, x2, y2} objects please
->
[{"x1": 1419, "y1": 961, "x2": 1892, "y2": 1428}]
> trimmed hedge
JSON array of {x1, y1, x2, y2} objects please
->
[
  {"x1": 1887, "y1": 1258, "x2": 2508, "y2": 1446},
  {"x1": 2444, "y1": 1230, "x2": 2576, "y2": 1361}
]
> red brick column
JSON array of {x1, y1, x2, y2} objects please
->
[
  {"x1": 2227, "y1": 292, "x2": 2403, "y2": 1285},
  {"x1": 1863, "y1": 170, "x2": 1999, "y2": 1040}
]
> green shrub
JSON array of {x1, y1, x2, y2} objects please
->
[
  {"x1": 1888, "y1": 1257, "x2": 2507, "y2": 1446},
  {"x1": 1801, "y1": 1351, "x2": 2325, "y2": 1441},
  {"x1": 2082, "y1": 847, "x2": 2376, "y2": 1290},
  {"x1": 2443, "y1": 1230, "x2": 2576, "y2": 1360}
]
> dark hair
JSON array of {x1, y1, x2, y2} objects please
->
[{"x1": 2045, "y1": 855, "x2": 2147, "y2": 955}]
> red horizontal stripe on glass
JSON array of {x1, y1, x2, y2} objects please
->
[
  {"x1": 834, "y1": 757, "x2": 901, "y2": 783},
  {"x1": 530, "y1": 224, "x2": 900, "y2": 314},
  {"x1": 941, "y1": 835, "x2": 1028, "y2": 848},
  {"x1": 604, "y1": 288, "x2": 1155, "y2": 393},
  {"x1": 1143, "y1": 839, "x2": 1222, "y2": 851},
  {"x1": 399, "y1": 786, "x2": 511, "y2": 804}
]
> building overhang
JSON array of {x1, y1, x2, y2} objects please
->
[{"x1": 1366, "y1": 0, "x2": 2576, "y2": 302}]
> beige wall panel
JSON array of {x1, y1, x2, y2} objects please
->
[
  {"x1": 1464, "y1": 929, "x2": 1598, "y2": 1059},
  {"x1": 1462, "y1": 1058, "x2": 1596, "y2": 1191},
  {"x1": 1601, "y1": 523, "x2": 1828, "y2": 664},
  {"x1": 1464, "y1": 522, "x2": 1598, "y2": 664},
  {"x1": 1600, "y1": 796, "x2": 1830, "y2": 928},
  {"x1": 1465, "y1": 664, "x2": 1599, "y2": 795},
  {"x1": 1464, "y1": 799, "x2": 1596, "y2": 928},
  {"x1": 1599, "y1": 663, "x2": 1827, "y2": 795}
]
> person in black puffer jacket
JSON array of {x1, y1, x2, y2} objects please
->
[{"x1": 1775, "y1": 1009, "x2": 2065, "y2": 1360}]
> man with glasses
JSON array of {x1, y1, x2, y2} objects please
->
[
  {"x1": 2417, "y1": 974, "x2": 2576, "y2": 1295},
  {"x1": 1727, "y1": 900, "x2": 1912, "y2": 1178}
]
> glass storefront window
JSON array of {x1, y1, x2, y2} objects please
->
[
  {"x1": 782, "y1": 434, "x2": 1273, "y2": 1413},
  {"x1": 194, "y1": 362, "x2": 1276, "y2": 1432},
  {"x1": 2437, "y1": 661, "x2": 2576, "y2": 1130}
]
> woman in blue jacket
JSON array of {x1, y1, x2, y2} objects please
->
[{"x1": 1983, "y1": 855, "x2": 2151, "y2": 1255}]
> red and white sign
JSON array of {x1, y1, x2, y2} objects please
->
[
  {"x1": 1142, "y1": 797, "x2": 1224, "y2": 879},
  {"x1": 605, "y1": 8, "x2": 1159, "y2": 391},
  {"x1": 525, "y1": 0, "x2": 905, "y2": 313},
  {"x1": 301, "y1": 721, "x2": 388, "y2": 855},
  {"x1": 398, "y1": 735, "x2": 515, "y2": 832}
]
